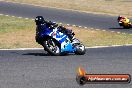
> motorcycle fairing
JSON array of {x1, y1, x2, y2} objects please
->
[
  {"x1": 61, "y1": 37, "x2": 76, "y2": 53},
  {"x1": 43, "y1": 27, "x2": 76, "y2": 53}
]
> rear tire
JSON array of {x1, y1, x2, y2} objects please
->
[{"x1": 42, "y1": 38, "x2": 61, "y2": 56}]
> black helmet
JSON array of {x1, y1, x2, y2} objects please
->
[
  {"x1": 35, "y1": 16, "x2": 45, "y2": 25},
  {"x1": 117, "y1": 15, "x2": 122, "y2": 21}
]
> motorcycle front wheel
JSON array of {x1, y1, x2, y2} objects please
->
[
  {"x1": 42, "y1": 38, "x2": 61, "y2": 56},
  {"x1": 75, "y1": 44, "x2": 86, "y2": 55}
]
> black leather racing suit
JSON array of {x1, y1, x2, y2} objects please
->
[{"x1": 35, "y1": 21, "x2": 74, "y2": 44}]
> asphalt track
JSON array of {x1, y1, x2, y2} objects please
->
[
  {"x1": 0, "y1": 1, "x2": 132, "y2": 33},
  {"x1": 0, "y1": 46, "x2": 132, "y2": 88}
]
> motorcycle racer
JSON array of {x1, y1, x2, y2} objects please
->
[
  {"x1": 117, "y1": 15, "x2": 132, "y2": 28},
  {"x1": 35, "y1": 16, "x2": 75, "y2": 43},
  {"x1": 34, "y1": 16, "x2": 86, "y2": 55},
  {"x1": 117, "y1": 16, "x2": 130, "y2": 23}
]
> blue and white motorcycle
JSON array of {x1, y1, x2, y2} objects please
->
[{"x1": 35, "y1": 25, "x2": 86, "y2": 56}]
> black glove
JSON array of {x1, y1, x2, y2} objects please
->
[{"x1": 48, "y1": 21, "x2": 58, "y2": 29}]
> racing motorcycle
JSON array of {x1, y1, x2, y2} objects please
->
[
  {"x1": 35, "y1": 25, "x2": 86, "y2": 56},
  {"x1": 118, "y1": 17, "x2": 132, "y2": 29}
]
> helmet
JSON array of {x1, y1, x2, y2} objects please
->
[
  {"x1": 35, "y1": 16, "x2": 45, "y2": 25},
  {"x1": 117, "y1": 15, "x2": 122, "y2": 21},
  {"x1": 118, "y1": 15, "x2": 122, "y2": 17}
]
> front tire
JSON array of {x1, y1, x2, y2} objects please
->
[
  {"x1": 75, "y1": 44, "x2": 86, "y2": 55},
  {"x1": 42, "y1": 38, "x2": 61, "y2": 56}
]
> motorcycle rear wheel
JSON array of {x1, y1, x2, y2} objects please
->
[{"x1": 42, "y1": 38, "x2": 61, "y2": 56}]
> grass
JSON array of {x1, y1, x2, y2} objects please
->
[
  {"x1": 0, "y1": 15, "x2": 132, "y2": 49},
  {"x1": 4, "y1": 0, "x2": 132, "y2": 17},
  {"x1": 74, "y1": 28, "x2": 132, "y2": 46},
  {"x1": 0, "y1": 15, "x2": 40, "y2": 48}
]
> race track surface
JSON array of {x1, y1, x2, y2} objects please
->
[
  {"x1": 0, "y1": 1, "x2": 132, "y2": 33},
  {"x1": 0, "y1": 46, "x2": 132, "y2": 88}
]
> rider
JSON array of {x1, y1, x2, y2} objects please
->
[
  {"x1": 117, "y1": 15, "x2": 130, "y2": 23},
  {"x1": 35, "y1": 16, "x2": 75, "y2": 42}
]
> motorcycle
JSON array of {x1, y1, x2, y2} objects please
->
[
  {"x1": 118, "y1": 17, "x2": 132, "y2": 29},
  {"x1": 35, "y1": 25, "x2": 86, "y2": 56}
]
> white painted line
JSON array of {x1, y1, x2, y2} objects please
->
[
  {"x1": 25, "y1": 18, "x2": 29, "y2": 20},
  {"x1": 67, "y1": 24, "x2": 70, "y2": 26},
  {"x1": 86, "y1": 46, "x2": 112, "y2": 49},
  {"x1": 91, "y1": 28, "x2": 94, "y2": 29},
  {"x1": 111, "y1": 45, "x2": 122, "y2": 47},
  {"x1": 11, "y1": 16, "x2": 15, "y2": 17},
  {"x1": 112, "y1": 44, "x2": 132, "y2": 47},
  {"x1": 95, "y1": 29, "x2": 100, "y2": 31},
  {"x1": 72, "y1": 25, "x2": 76, "y2": 27},
  {"x1": 0, "y1": 14, "x2": 4, "y2": 15},
  {"x1": 125, "y1": 44, "x2": 132, "y2": 46},
  {"x1": 0, "y1": 48, "x2": 43, "y2": 51},
  {"x1": 117, "y1": 32, "x2": 121, "y2": 34},
  {"x1": 1, "y1": 44, "x2": 132, "y2": 50},
  {"x1": 5, "y1": 15, "x2": 9, "y2": 16},
  {"x1": 86, "y1": 44, "x2": 132, "y2": 49},
  {"x1": 18, "y1": 17, "x2": 22, "y2": 18},
  {"x1": 84, "y1": 27, "x2": 87, "y2": 29},
  {"x1": 59, "y1": 23, "x2": 62, "y2": 25},
  {"x1": 32, "y1": 19, "x2": 35, "y2": 20},
  {"x1": 122, "y1": 33, "x2": 126, "y2": 34},
  {"x1": 111, "y1": 31, "x2": 115, "y2": 33}
]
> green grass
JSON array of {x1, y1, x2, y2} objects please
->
[
  {"x1": 0, "y1": 15, "x2": 33, "y2": 33},
  {"x1": 73, "y1": 28, "x2": 132, "y2": 46},
  {"x1": 0, "y1": 15, "x2": 132, "y2": 49},
  {"x1": 0, "y1": 15, "x2": 40, "y2": 48}
]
